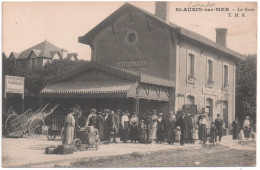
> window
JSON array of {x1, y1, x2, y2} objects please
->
[
  {"x1": 224, "y1": 65, "x2": 229, "y2": 88},
  {"x1": 187, "y1": 95, "x2": 195, "y2": 105},
  {"x1": 128, "y1": 33, "x2": 136, "y2": 43},
  {"x1": 187, "y1": 54, "x2": 195, "y2": 81},
  {"x1": 207, "y1": 60, "x2": 214, "y2": 86},
  {"x1": 125, "y1": 30, "x2": 139, "y2": 46}
]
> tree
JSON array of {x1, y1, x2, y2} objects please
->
[
  {"x1": 2, "y1": 53, "x2": 87, "y2": 94},
  {"x1": 236, "y1": 54, "x2": 256, "y2": 124}
]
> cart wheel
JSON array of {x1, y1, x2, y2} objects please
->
[
  {"x1": 61, "y1": 127, "x2": 65, "y2": 140},
  {"x1": 73, "y1": 138, "x2": 82, "y2": 152},
  {"x1": 47, "y1": 129, "x2": 56, "y2": 140},
  {"x1": 29, "y1": 117, "x2": 45, "y2": 137},
  {"x1": 5, "y1": 113, "x2": 18, "y2": 134}
]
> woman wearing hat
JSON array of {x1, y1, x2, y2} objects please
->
[
  {"x1": 243, "y1": 116, "x2": 251, "y2": 139},
  {"x1": 150, "y1": 110, "x2": 158, "y2": 145},
  {"x1": 156, "y1": 112, "x2": 165, "y2": 143}
]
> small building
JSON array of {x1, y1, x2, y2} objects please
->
[
  {"x1": 41, "y1": 2, "x2": 245, "y2": 127},
  {"x1": 9, "y1": 40, "x2": 78, "y2": 70}
]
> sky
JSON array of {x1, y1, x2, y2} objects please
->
[{"x1": 2, "y1": 1, "x2": 257, "y2": 60}]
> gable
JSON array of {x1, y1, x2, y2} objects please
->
[
  {"x1": 52, "y1": 52, "x2": 61, "y2": 60},
  {"x1": 90, "y1": 8, "x2": 172, "y2": 79}
]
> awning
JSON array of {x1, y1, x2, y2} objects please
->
[{"x1": 40, "y1": 81, "x2": 137, "y2": 98}]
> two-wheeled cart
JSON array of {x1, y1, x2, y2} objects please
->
[{"x1": 4, "y1": 104, "x2": 59, "y2": 138}]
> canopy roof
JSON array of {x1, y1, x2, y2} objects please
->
[
  {"x1": 40, "y1": 62, "x2": 174, "y2": 100},
  {"x1": 41, "y1": 80, "x2": 137, "y2": 98}
]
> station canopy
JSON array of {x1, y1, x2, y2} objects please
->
[{"x1": 40, "y1": 62, "x2": 175, "y2": 101}]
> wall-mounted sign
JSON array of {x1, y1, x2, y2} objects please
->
[
  {"x1": 116, "y1": 60, "x2": 149, "y2": 68},
  {"x1": 5, "y1": 75, "x2": 24, "y2": 95},
  {"x1": 202, "y1": 87, "x2": 217, "y2": 96}
]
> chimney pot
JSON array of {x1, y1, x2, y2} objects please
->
[
  {"x1": 216, "y1": 28, "x2": 228, "y2": 46},
  {"x1": 155, "y1": 1, "x2": 169, "y2": 23}
]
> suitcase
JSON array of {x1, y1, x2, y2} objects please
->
[
  {"x1": 45, "y1": 146, "x2": 57, "y2": 154},
  {"x1": 56, "y1": 144, "x2": 74, "y2": 155}
]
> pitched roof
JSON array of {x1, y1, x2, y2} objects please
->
[
  {"x1": 78, "y1": 3, "x2": 245, "y2": 60},
  {"x1": 49, "y1": 62, "x2": 175, "y2": 88},
  {"x1": 66, "y1": 53, "x2": 78, "y2": 60},
  {"x1": 9, "y1": 52, "x2": 20, "y2": 59},
  {"x1": 17, "y1": 40, "x2": 62, "y2": 60}
]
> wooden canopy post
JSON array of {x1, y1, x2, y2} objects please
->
[
  {"x1": 135, "y1": 83, "x2": 140, "y2": 117},
  {"x1": 21, "y1": 94, "x2": 24, "y2": 114}
]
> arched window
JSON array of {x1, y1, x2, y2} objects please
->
[{"x1": 187, "y1": 95, "x2": 195, "y2": 105}]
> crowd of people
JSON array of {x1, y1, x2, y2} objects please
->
[
  {"x1": 62, "y1": 106, "x2": 256, "y2": 147},
  {"x1": 80, "y1": 108, "x2": 227, "y2": 146}
]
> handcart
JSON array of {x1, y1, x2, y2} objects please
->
[
  {"x1": 73, "y1": 126, "x2": 99, "y2": 151},
  {"x1": 4, "y1": 104, "x2": 59, "y2": 138}
]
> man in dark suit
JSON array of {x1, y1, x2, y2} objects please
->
[
  {"x1": 214, "y1": 114, "x2": 223, "y2": 143},
  {"x1": 186, "y1": 113, "x2": 194, "y2": 143},
  {"x1": 177, "y1": 112, "x2": 188, "y2": 146}
]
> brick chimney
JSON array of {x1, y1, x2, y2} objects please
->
[
  {"x1": 216, "y1": 28, "x2": 228, "y2": 46},
  {"x1": 155, "y1": 1, "x2": 169, "y2": 23}
]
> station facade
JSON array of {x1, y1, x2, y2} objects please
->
[{"x1": 41, "y1": 2, "x2": 244, "y2": 127}]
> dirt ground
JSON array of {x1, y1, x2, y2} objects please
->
[
  {"x1": 1, "y1": 135, "x2": 256, "y2": 167},
  {"x1": 67, "y1": 146, "x2": 256, "y2": 167}
]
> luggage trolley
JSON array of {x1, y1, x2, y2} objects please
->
[{"x1": 73, "y1": 126, "x2": 100, "y2": 151}]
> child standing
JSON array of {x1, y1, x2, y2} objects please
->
[
  {"x1": 174, "y1": 126, "x2": 181, "y2": 146},
  {"x1": 210, "y1": 122, "x2": 218, "y2": 147},
  {"x1": 140, "y1": 120, "x2": 148, "y2": 144},
  {"x1": 238, "y1": 127, "x2": 245, "y2": 144},
  {"x1": 192, "y1": 125, "x2": 199, "y2": 144}
]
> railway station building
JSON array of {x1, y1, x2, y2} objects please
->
[{"x1": 40, "y1": 2, "x2": 244, "y2": 128}]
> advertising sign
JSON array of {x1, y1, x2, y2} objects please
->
[{"x1": 5, "y1": 75, "x2": 25, "y2": 96}]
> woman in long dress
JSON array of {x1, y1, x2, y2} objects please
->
[
  {"x1": 156, "y1": 113, "x2": 165, "y2": 143},
  {"x1": 63, "y1": 108, "x2": 80, "y2": 145},
  {"x1": 129, "y1": 113, "x2": 139, "y2": 143},
  {"x1": 150, "y1": 111, "x2": 158, "y2": 144},
  {"x1": 243, "y1": 116, "x2": 251, "y2": 139},
  {"x1": 232, "y1": 117, "x2": 240, "y2": 140}
]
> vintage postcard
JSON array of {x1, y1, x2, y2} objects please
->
[{"x1": 1, "y1": 1, "x2": 257, "y2": 168}]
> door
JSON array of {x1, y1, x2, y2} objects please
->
[{"x1": 223, "y1": 101, "x2": 228, "y2": 128}]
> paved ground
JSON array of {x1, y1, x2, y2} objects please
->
[{"x1": 1, "y1": 135, "x2": 256, "y2": 167}]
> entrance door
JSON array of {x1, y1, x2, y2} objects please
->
[
  {"x1": 223, "y1": 101, "x2": 228, "y2": 128},
  {"x1": 206, "y1": 98, "x2": 213, "y2": 119}
]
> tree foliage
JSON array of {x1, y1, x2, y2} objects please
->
[
  {"x1": 236, "y1": 54, "x2": 256, "y2": 123},
  {"x1": 2, "y1": 53, "x2": 87, "y2": 94}
]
